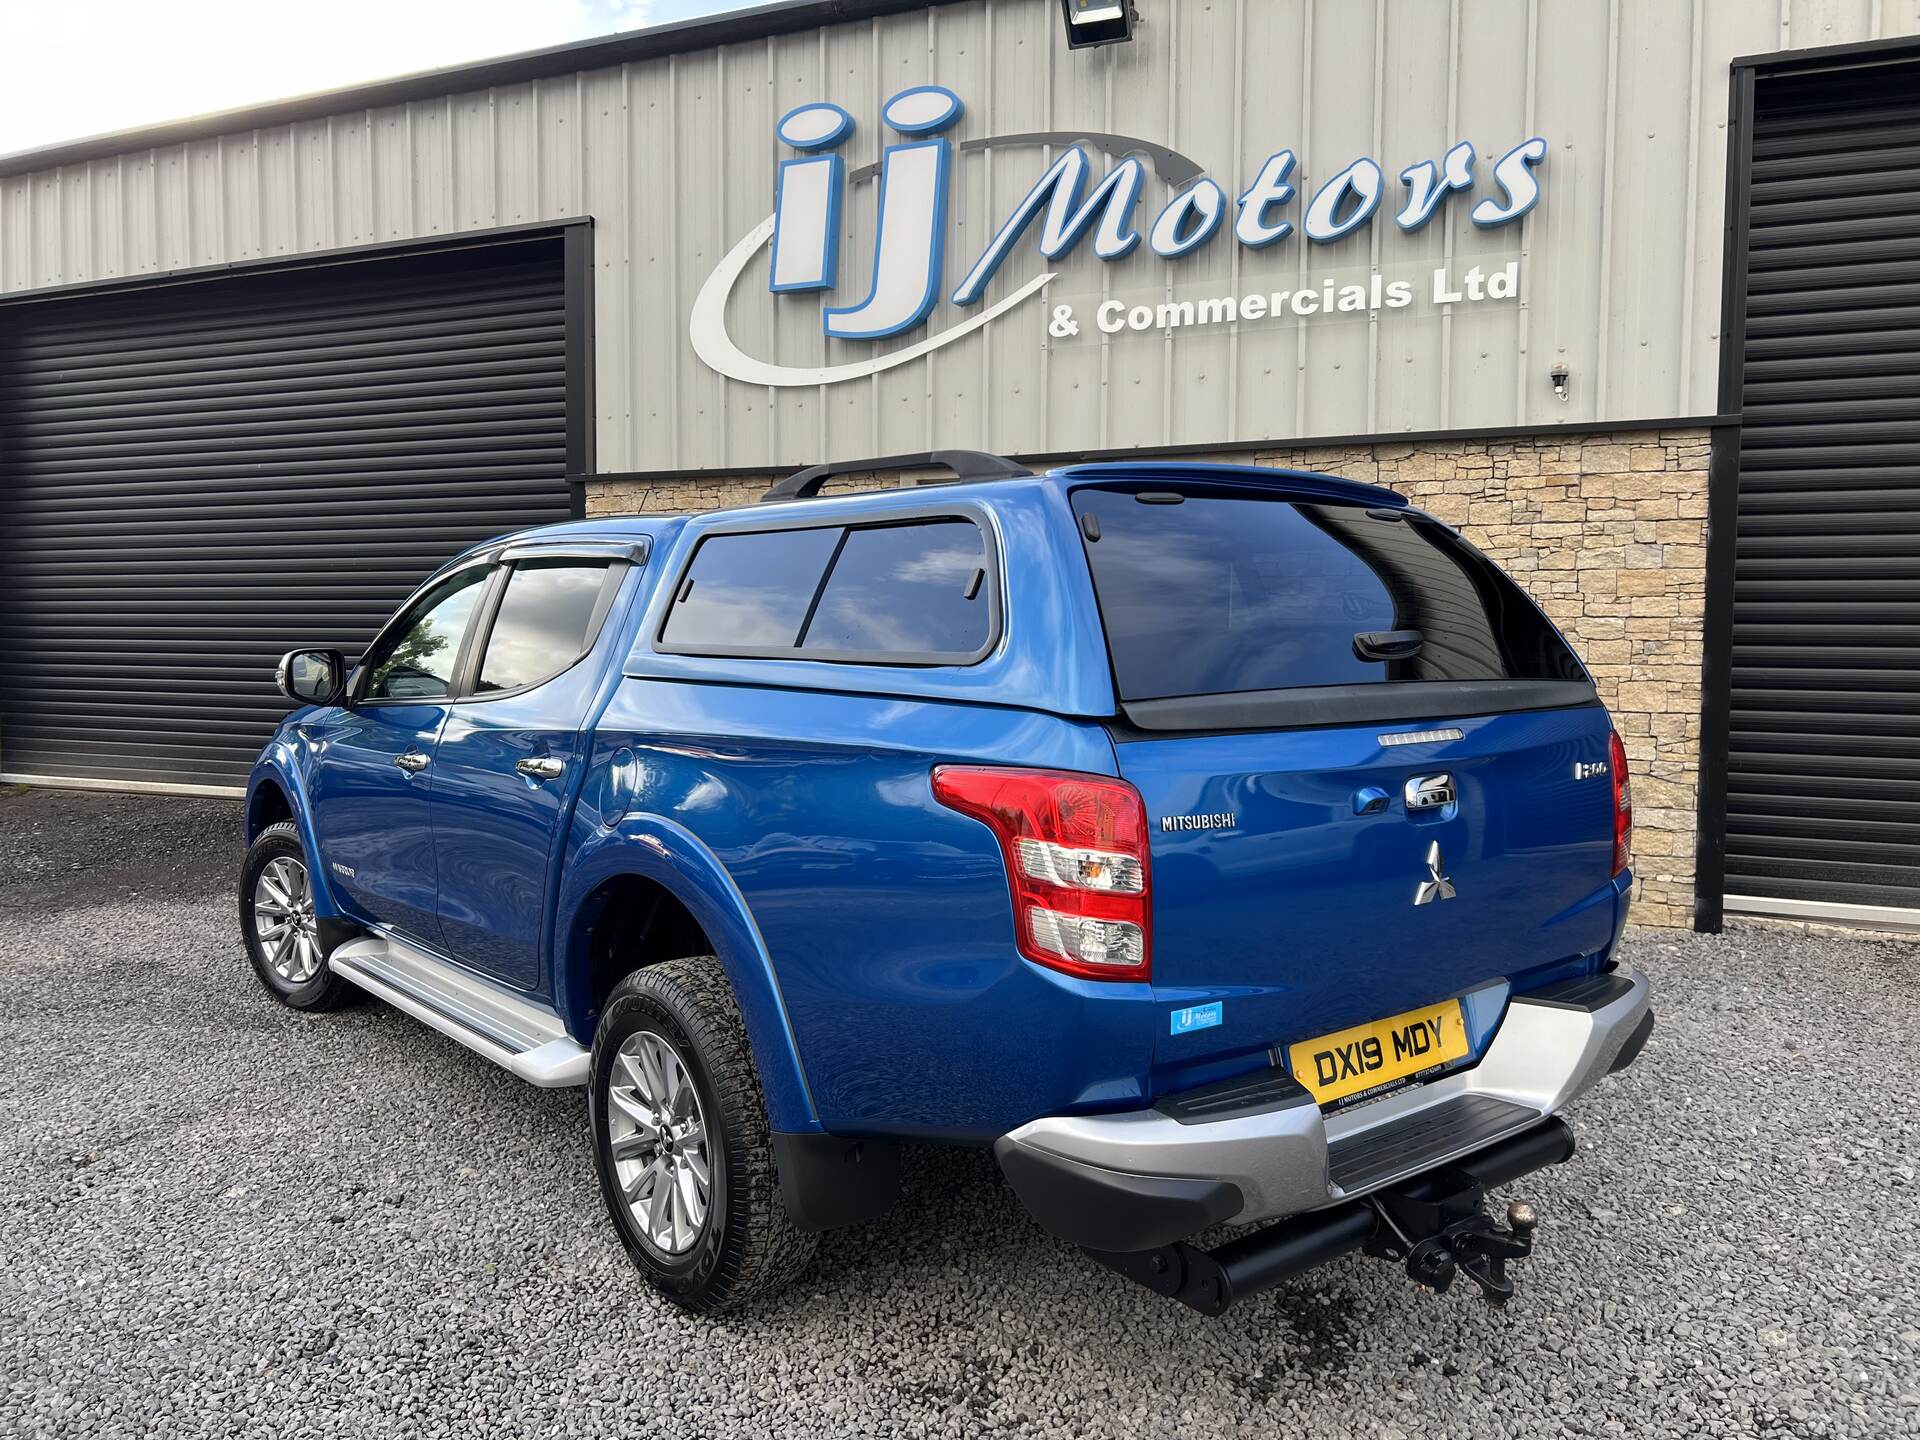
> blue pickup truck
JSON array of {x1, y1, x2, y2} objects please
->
[{"x1": 243, "y1": 453, "x2": 1652, "y2": 1315}]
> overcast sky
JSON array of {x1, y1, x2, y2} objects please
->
[{"x1": 0, "y1": 0, "x2": 753, "y2": 157}]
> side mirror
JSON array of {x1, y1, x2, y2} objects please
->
[{"x1": 275, "y1": 649, "x2": 347, "y2": 707}]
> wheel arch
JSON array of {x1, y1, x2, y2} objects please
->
[
  {"x1": 246, "y1": 775, "x2": 294, "y2": 842},
  {"x1": 244, "y1": 747, "x2": 345, "y2": 920},
  {"x1": 555, "y1": 816, "x2": 819, "y2": 1134}
]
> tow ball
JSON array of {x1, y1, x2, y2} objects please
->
[
  {"x1": 1365, "y1": 1187, "x2": 1539, "y2": 1305},
  {"x1": 1083, "y1": 1117, "x2": 1575, "y2": 1316}
]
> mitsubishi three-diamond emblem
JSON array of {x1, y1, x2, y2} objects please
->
[{"x1": 1414, "y1": 840, "x2": 1457, "y2": 906}]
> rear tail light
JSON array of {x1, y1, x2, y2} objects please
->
[
  {"x1": 1609, "y1": 729, "x2": 1633, "y2": 878},
  {"x1": 931, "y1": 765, "x2": 1151, "y2": 981}
]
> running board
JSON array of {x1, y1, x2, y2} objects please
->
[{"x1": 329, "y1": 934, "x2": 589, "y2": 1087}]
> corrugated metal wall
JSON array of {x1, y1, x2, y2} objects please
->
[
  {"x1": 5, "y1": 0, "x2": 1920, "y2": 474},
  {"x1": 0, "y1": 238, "x2": 574, "y2": 788},
  {"x1": 1721, "y1": 53, "x2": 1920, "y2": 918}
]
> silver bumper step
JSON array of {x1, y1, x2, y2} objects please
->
[
  {"x1": 999, "y1": 965, "x2": 1652, "y2": 1229},
  {"x1": 1327, "y1": 1094, "x2": 1538, "y2": 1194},
  {"x1": 329, "y1": 933, "x2": 589, "y2": 1087}
]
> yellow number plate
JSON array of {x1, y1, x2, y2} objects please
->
[{"x1": 1288, "y1": 999, "x2": 1469, "y2": 1107}]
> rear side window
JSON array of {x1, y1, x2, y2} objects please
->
[
  {"x1": 476, "y1": 560, "x2": 615, "y2": 694},
  {"x1": 660, "y1": 518, "x2": 993, "y2": 662},
  {"x1": 1072, "y1": 488, "x2": 1586, "y2": 701},
  {"x1": 660, "y1": 527, "x2": 842, "y2": 650},
  {"x1": 802, "y1": 521, "x2": 988, "y2": 656}
]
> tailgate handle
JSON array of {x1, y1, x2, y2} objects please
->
[{"x1": 1354, "y1": 628, "x2": 1423, "y2": 662}]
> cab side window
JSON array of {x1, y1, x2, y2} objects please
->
[
  {"x1": 362, "y1": 567, "x2": 489, "y2": 702},
  {"x1": 476, "y1": 560, "x2": 616, "y2": 694}
]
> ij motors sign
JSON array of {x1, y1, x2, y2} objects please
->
[{"x1": 690, "y1": 85, "x2": 1545, "y2": 387}]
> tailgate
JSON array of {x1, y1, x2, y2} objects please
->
[
  {"x1": 1117, "y1": 706, "x2": 1621, "y2": 1086},
  {"x1": 1069, "y1": 479, "x2": 1627, "y2": 1100}
]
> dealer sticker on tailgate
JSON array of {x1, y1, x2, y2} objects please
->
[{"x1": 1287, "y1": 999, "x2": 1469, "y2": 1108}]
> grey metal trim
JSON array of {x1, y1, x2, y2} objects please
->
[
  {"x1": 998, "y1": 967, "x2": 1651, "y2": 1228},
  {"x1": 0, "y1": 773, "x2": 245, "y2": 799},
  {"x1": 1722, "y1": 894, "x2": 1920, "y2": 934},
  {"x1": 1732, "y1": 30, "x2": 1920, "y2": 74},
  {"x1": 0, "y1": 2, "x2": 973, "y2": 179},
  {"x1": 329, "y1": 931, "x2": 589, "y2": 1087},
  {"x1": 0, "y1": 218, "x2": 589, "y2": 309}
]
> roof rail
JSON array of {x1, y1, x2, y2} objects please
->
[{"x1": 761, "y1": 450, "x2": 1033, "y2": 503}]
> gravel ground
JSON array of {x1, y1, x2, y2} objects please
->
[{"x1": 2, "y1": 788, "x2": 1917, "y2": 1439}]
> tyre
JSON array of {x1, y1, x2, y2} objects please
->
[
  {"x1": 239, "y1": 820, "x2": 358, "y2": 1012},
  {"x1": 589, "y1": 955, "x2": 818, "y2": 1313}
]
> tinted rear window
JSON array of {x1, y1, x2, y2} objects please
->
[
  {"x1": 801, "y1": 520, "x2": 988, "y2": 656},
  {"x1": 660, "y1": 518, "x2": 992, "y2": 661},
  {"x1": 1072, "y1": 488, "x2": 1586, "y2": 702},
  {"x1": 660, "y1": 527, "x2": 842, "y2": 650}
]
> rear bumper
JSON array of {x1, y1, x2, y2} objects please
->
[{"x1": 995, "y1": 965, "x2": 1652, "y2": 1251}]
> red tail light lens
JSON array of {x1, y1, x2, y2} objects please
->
[
  {"x1": 1610, "y1": 729, "x2": 1633, "y2": 878},
  {"x1": 931, "y1": 765, "x2": 1151, "y2": 981}
]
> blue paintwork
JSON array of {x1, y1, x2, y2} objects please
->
[
  {"x1": 432, "y1": 568, "x2": 646, "y2": 991},
  {"x1": 246, "y1": 726, "x2": 345, "y2": 922},
  {"x1": 577, "y1": 678, "x2": 1149, "y2": 1141},
  {"x1": 248, "y1": 463, "x2": 1629, "y2": 1146},
  {"x1": 1117, "y1": 705, "x2": 1623, "y2": 1097},
  {"x1": 304, "y1": 701, "x2": 450, "y2": 948}
]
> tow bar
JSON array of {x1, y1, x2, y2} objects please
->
[
  {"x1": 1365, "y1": 1189, "x2": 1537, "y2": 1304},
  {"x1": 1087, "y1": 1117, "x2": 1573, "y2": 1316}
]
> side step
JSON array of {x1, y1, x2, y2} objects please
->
[{"x1": 329, "y1": 934, "x2": 589, "y2": 1087}]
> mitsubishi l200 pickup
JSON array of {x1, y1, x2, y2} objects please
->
[{"x1": 243, "y1": 453, "x2": 1652, "y2": 1314}]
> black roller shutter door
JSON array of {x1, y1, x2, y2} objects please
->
[
  {"x1": 0, "y1": 236, "x2": 575, "y2": 791},
  {"x1": 1727, "y1": 58, "x2": 1920, "y2": 915}
]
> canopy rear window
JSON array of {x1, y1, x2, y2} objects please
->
[{"x1": 1072, "y1": 487, "x2": 1588, "y2": 707}]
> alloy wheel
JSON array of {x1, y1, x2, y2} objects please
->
[
  {"x1": 253, "y1": 855, "x2": 322, "y2": 984},
  {"x1": 606, "y1": 1029, "x2": 713, "y2": 1256}
]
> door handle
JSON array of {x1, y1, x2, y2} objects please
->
[
  {"x1": 394, "y1": 750, "x2": 429, "y2": 773},
  {"x1": 516, "y1": 757, "x2": 565, "y2": 781}
]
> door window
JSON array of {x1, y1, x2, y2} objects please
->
[
  {"x1": 361, "y1": 567, "x2": 489, "y2": 701},
  {"x1": 476, "y1": 560, "x2": 616, "y2": 694}
]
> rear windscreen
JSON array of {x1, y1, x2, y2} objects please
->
[{"x1": 1072, "y1": 488, "x2": 1587, "y2": 702}]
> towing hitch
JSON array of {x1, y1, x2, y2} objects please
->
[
  {"x1": 1086, "y1": 1117, "x2": 1573, "y2": 1316},
  {"x1": 1366, "y1": 1189, "x2": 1537, "y2": 1304}
]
